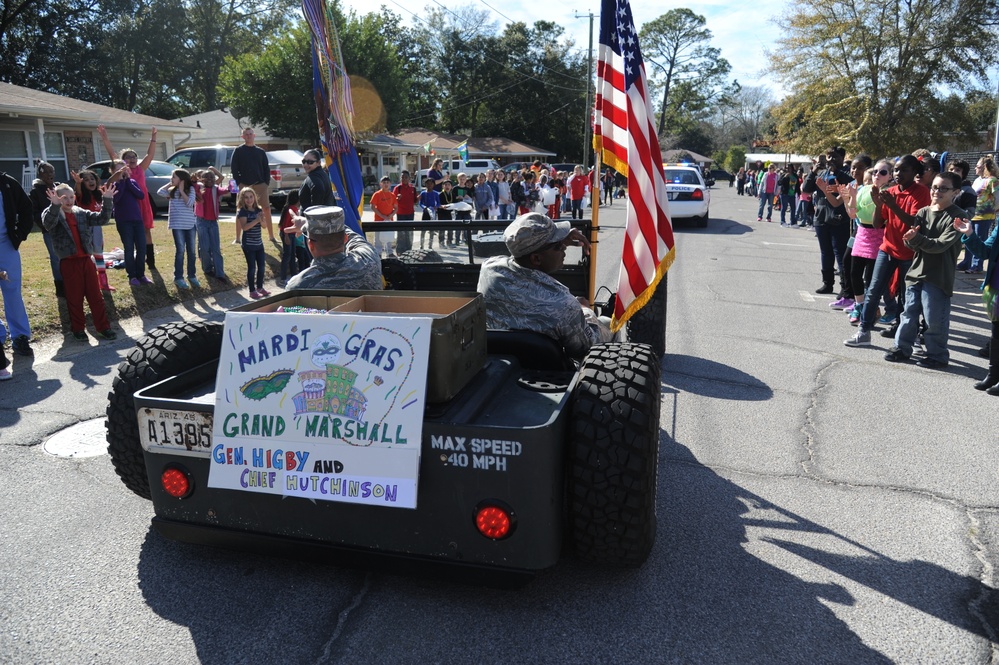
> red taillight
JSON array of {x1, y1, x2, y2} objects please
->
[
  {"x1": 691, "y1": 188, "x2": 704, "y2": 200},
  {"x1": 161, "y1": 467, "x2": 192, "y2": 498},
  {"x1": 475, "y1": 505, "x2": 513, "y2": 540}
]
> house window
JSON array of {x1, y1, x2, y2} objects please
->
[
  {"x1": 29, "y1": 131, "x2": 68, "y2": 181},
  {"x1": 0, "y1": 129, "x2": 68, "y2": 184},
  {"x1": 0, "y1": 130, "x2": 29, "y2": 182}
]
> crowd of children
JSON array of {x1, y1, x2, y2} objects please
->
[
  {"x1": 772, "y1": 148, "x2": 999, "y2": 395},
  {"x1": 366, "y1": 164, "x2": 598, "y2": 257}
]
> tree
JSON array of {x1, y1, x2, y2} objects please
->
[
  {"x1": 185, "y1": 0, "x2": 296, "y2": 111},
  {"x1": 220, "y1": 9, "x2": 409, "y2": 142},
  {"x1": 220, "y1": 23, "x2": 314, "y2": 141},
  {"x1": 481, "y1": 20, "x2": 588, "y2": 160},
  {"x1": 715, "y1": 85, "x2": 775, "y2": 147},
  {"x1": 726, "y1": 145, "x2": 746, "y2": 172},
  {"x1": 769, "y1": 0, "x2": 999, "y2": 156},
  {"x1": 639, "y1": 9, "x2": 732, "y2": 138},
  {"x1": 966, "y1": 89, "x2": 999, "y2": 132}
]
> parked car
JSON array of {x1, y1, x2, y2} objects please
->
[
  {"x1": 707, "y1": 168, "x2": 734, "y2": 187},
  {"x1": 85, "y1": 159, "x2": 175, "y2": 216},
  {"x1": 662, "y1": 164, "x2": 711, "y2": 227},
  {"x1": 165, "y1": 145, "x2": 306, "y2": 209}
]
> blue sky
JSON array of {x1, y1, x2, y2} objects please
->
[{"x1": 337, "y1": 0, "x2": 782, "y2": 90}]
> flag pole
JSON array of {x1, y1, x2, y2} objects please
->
[{"x1": 589, "y1": 152, "x2": 601, "y2": 305}]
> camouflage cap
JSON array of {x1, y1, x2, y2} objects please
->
[
  {"x1": 302, "y1": 206, "x2": 345, "y2": 237},
  {"x1": 503, "y1": 212, "x2": 572, "y2": 258}
]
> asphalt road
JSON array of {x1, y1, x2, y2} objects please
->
[{"x1": 2, "y1": 186, "x2": 997, "y2": 664}]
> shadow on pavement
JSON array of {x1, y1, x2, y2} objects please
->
[
  {"x1": 660, "y1": 353, "x2": 773, "y2": 401},
  {"x1": 131, "y1": 428, "x2": 994, "y2": 663},
  {"x1": 673, "y1": 217, "x2": 754, "y2": 235},
  {"x1": 0, "y1": 354, "x2": 61, "y2": 430}
]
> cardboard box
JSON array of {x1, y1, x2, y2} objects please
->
[
  {"x1": 331, "y1": 294, "x2": 486, "y2": 403},
  {"x1": 231, "y1": 293, "x2": 360, "y2": 313},
  {"x1": 232, "y1": 290, "x2": 486, "y2": 403}
]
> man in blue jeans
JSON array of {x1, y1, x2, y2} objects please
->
[{"x1": 778, "y1": 167, "x2": 799, "y2": 226}]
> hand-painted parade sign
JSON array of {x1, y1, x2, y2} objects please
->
[{"x1": 208, "y1": 311, "x2": 431, "y2": 508}]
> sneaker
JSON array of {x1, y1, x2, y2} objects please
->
[
  {"x1": 98, "y1": 329, "x2": 117, "y2": 341},
  {"x1": 0, "y1": 367, "x2": 10, "y2": 381},
  {"x1": 815, "y1": 284, "x2": 834, "y2": 295},
  {"x1": 848, "y1": 305, "x2": 862, "y2": 324},
  {"x1": 174, "y1": 279, "x2": 190, "y2": 290},
  {"x1": 189, "y1": 277, "x2": 201, "y2": 288},
  {"x1": 829, "y1": 297, "x2": 854, "y2": 310},
  {"x1": 844, "y1": 330, "x2": 871, "y2": 347},
  {"x1": 883, "y1": 348, "x2": 911, "y2": 362},
  {"x1": 216, "y1": 275, "x2": 231, "y2": 285},
  {"x1": 912, "y1": 342, "x2": 925, "y2": 356},
  {"x1": 757, "y1": 217, "x2": 762, "y2": 222},
  {"x1": 916, "y1": 357, "x2": 948, "y2": 369},
  {"x1": 249, "y1": 290, "x2": 263, "y2": 300},
  {"x1": 72, "y1": 330, "x2": 88, "y2": 341},
  {"x1": 11, "y1": 335, "x2": 32, "y2": 356},
  {"x1": 139, "y1": 276, "x2": 153, "y2": 285},
  {"x1": 877, "y1": 313, "x2": 894, "y2": 325},
  {"x1": 880, "y1": 324, "x2": 898, "y2": 339},
  {"x1": 129, "y1": 278, "x2": 141, "y2": 286},
  {"x1": 258, "y1": 288, "x2": 271, "y2": 297}
]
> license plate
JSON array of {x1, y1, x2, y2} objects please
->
[
  {"x1": 138, "y1": 408, "x2": 214, "y2": 454},
  {"x1": 667, "y1": 192, "x2": 676, "y2": 201}
]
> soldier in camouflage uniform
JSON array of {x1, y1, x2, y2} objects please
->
[
  {"x1": 286, "y1": 206, "x2": 383, "y2": 291},
  {"x1": 477, "y1": 213, "x2": 612, "y2": 357}
]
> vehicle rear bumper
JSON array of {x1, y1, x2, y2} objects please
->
[{"x1": 151, "y1": 516, "x2": 537, "y2": 586}]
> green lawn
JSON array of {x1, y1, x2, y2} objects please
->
[{"x1": 15, "y1": 220, "x2": 286, "y2": 339}]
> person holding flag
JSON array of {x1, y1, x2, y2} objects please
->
[{"x1": 593, "y1": 0, "x2": 676, "y2": 338}]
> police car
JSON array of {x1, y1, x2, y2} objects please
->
[{"x1": 662, "y1": 164, "x2": 710, "y2": 227}]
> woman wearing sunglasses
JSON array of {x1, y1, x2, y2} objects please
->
[{"x1": 299, "y1": 149, "x2": 337, "y2": 213}]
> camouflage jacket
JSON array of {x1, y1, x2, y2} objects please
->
[
  {"x1": 285, "y1": 229, "x2": 383, "y2": 291},
  {"x1": 476, "y1": 255, "x2": 600, "y2": 357}
]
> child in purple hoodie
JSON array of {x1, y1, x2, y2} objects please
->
[{"x1": 110, "y1": 164, "x2": 150, "y2": 285}]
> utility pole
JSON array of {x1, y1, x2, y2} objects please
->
[{"x1": 575, "y1": 11, "x2": 595, "y2": 167}]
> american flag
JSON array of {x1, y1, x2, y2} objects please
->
[{"x1": 593, "y1": 0, "x2": 676, "y2": 331}]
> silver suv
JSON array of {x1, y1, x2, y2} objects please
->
[{"x1": 166, "y1": 146, "x2": 306, "y2": 209}]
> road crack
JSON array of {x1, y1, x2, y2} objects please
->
[{"x1": 315, "y1": 572, "x2": 371, "y2": 663}]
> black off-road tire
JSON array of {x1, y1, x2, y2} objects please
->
[
  {"x1": 106, "y1": 321, "x2": 224, "y2": 499},
  {"x1": 381, "y1": 257, "x2": 417, "y2": 290},
  {"x1": 398, "y1": 248, "x2": 444, "y2": 264},
  {"x1": 626, "y1": 278, "x2": 667, "y2": 358},
  {"x1": 566, "y1": 342, "x2": 662, "y2": 566},
  {"x1": 471, "y1": 231, "x2": 510, "y2": 258}
]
